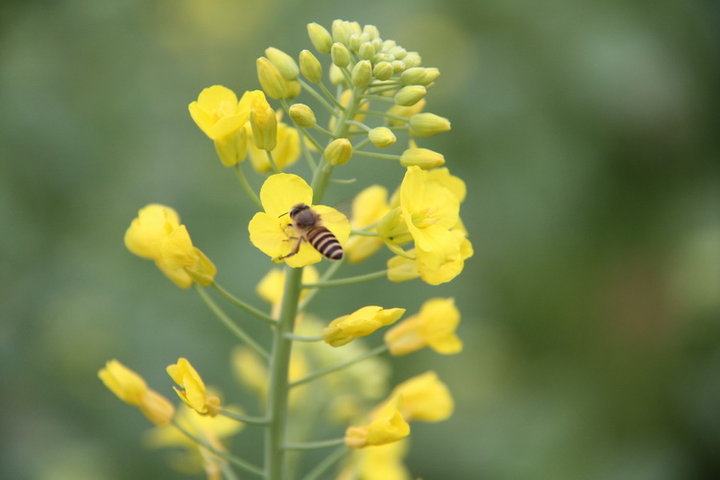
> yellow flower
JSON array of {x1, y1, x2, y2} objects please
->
[
  {"x1": 188, "y1": 85, "x2": 248, "y2": 141},
  {"x1": 98, "y1": 359, "x2": 175, "y2": 426},
  {"x1": 384, "y1": 298, "x2": 462, "y2": 356},
  {"x1": 256, "y1": 266, "x2": 320, "y2": 305},
  {"x1": 323, "y1": 306, "x2": 406, "y2": 347},
  {"x1": 124, "y1": 204, "x2": 217, "y2": 289},
  {"x1": 248, "y1": 173, "x2": 350, "y2": 267},
  {"x1": 387, "y1": 99, "x2": 426, "y2": 126},
  {"x1": 247, "y1": 121, "x2": 301, "y2": 173},
  {"x1": 230, "y1": 346, "x2": 308, "y2": 407},
  {"x1": 338, "y1": 440, "x2": 410, "y2": 480},
  {"x1": 387, "y1": 371, "x2": 453, "y2": 422},
  {"x1": 345, "y1": 185, "x2": 391, "y2": 263},
  {"x1": 345, "y1": 398, "x2": 410, "y2": 449},
  {"x1": 167, "y1": 358, "x2": 222, "y2": 416}
]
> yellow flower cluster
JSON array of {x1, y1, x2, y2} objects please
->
[{"x1": 124, "y1": 204, "x2": 216, "y2": 288}]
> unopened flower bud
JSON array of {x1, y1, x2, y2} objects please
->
[
  {"x1": 373, "y1": 62, "x2": 393, "y2": 80},
  {"x1": 299, "y1": 49, "x2": 323, "y2": 83},
  {"x1": 368, "y1": 127, "x2": 396, "y2": 148},
  {"x1": 394, "y1": 85, "x2": 426, "y2": 106},
  {"x1": 377, "y1": 207, "x2": 412, "y2": 244},
  {"x1": 283, "y1": 80, "x2": 301, "y2": 99},
  {"x1": 390, "y1": 46, "x2": 407, "y2": 59},
  {"x1": 400, "y1": 147, "x2": 445, "y2": 169},
  {"x1": 409, "y1": 113, "x2": 451, "y2": 137},
  {"x1": 363, "y1": 24, "x2": 380, "y2": 40},
  {"x1": 307, "y1": 23, "x2": 332, "y2": 53},
  {"x1": 329, "y1": 64, "x2": 345, "y2": 85},
  {"x1": 349, "y1": 34, "x2": 361, "y2": 52},
  {"x1": 403, "y1": 52, "x2": 422, "y2": 68},
  {"x1": 265, "y1": 47, "x2": 299, "y2": 80},
  {"x1": 383, "y1": 39, "x2": 397, "y2": 51},
  {"x1": 332, "y1": 19, "x2": 351, "y2": 45},
  {"x1": 352, "y1": 60, "x2": 373, "y2": 89},
  {"x1": 331, "y1": 42, "x2": 351, "y2": 68},
  {"x1": 391, "y1": 60, "x2": 406, "y2": 74},
  {"x1": 256, "y1": 57, "x2": 286, "y2": 99},
  {"x1": 401, "y1": 67, "x2": 440, "y2": 86},
  {"x1": 289, "y1": 103, "x2": 316, "y2": 127},
  {"x1": 324, "y1": 138, "x2": 353, "y2": 165},
  {"x1": 359, "y1": 43, "x2": 375, "y2": 60},
  {"x1": 250, "y1": 106, "x2": 277, "y2": 151},
  {"x1": 214, "y1": 128, "x2": 247, "y2": 166}
]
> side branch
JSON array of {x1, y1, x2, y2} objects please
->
[
  {"x1": 290, "y1": 344, "x2": 389, "y2": 388},
  {"x1": 301, "y1": 269, "x2": 387, "y2": 288}
]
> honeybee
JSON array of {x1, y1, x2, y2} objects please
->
[{"x1": 278, "y1": 203, "x2": 343, "y2": 261}]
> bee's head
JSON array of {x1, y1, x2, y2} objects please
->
[{"x1": 289, "y1": 203, "x2": 310, "y2": 219}]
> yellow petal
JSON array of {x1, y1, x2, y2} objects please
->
[
  {"x1": 124, "y1": 204, "x2": 181, "y2": 260},
  {"x1": 248, "y1": 212, "x2": 288, "y2": 259},
  {"x1": 313, "y1": 205, "x2": 351, "y2": 245},
  {"x1": 259, "y1": 173, "x2": 313, "y2": 217}
]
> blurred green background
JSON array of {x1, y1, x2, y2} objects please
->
[{"x1": 2, "y1": 0, "x2": 719, "y2": 479}]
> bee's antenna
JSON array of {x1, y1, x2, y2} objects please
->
[{"x1": 278, "y1": 211, "x2": 289, "y2": 218}]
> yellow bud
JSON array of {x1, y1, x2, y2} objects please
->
[
  {"x1": 400, "y1": 148, "x2": 445, "y2": 169},
  {"x1": 401, "y1": 67, "x2": 440, "y2": 86},
  {"x1": 351, "y1": 60, "x2": 373, "y2": 89},
  {"x1": 332, "y1": 19, "x2": 352, "y2": 45},
  {"x1": 256, "y1": 57, "x2": 286, "y2": 99},
  {"x1": 368, "y1": 127, "x2": 397, "y2": 148},
  {"x1": 363, "y1": 24, "x2": 380, "y2": 39},
  {"x1": 299, "y1": 49, "x2": 323, "y2": 83},
  {"x1": 377, "y1": 207, "x2": 412, "y2": 244},
  {"x1": 391, "y1": 60, "x2": 406, "y2": 74},
  {"x1": 324, "y1": 138, "x2": 353, "y2": 165},
  {"x1": 409, "y1": 113, "x2": 451, "y2": 137},
  {"x1": 307, "y1": 22, "x2": 332, "y2": 53},
  {"x1": 358, "y1": 42, "x2": 375, "y2": 60},
  {"x1": 288, "y1": 103, "x2": 317, "y2": 127},
  {"x1": 349, "y1": 34, "x2": 362, "y2": 52},
  {"x1": 373, "y1": 62, "x2": 393, "y2": 81},
  {"x1": 265, "y1": 47, "x2": 299, "y2": 80},
  {"x1": 283, "y1": 79, "x2": 301, "y2": 99},
  {"x1": 331, "y1": 42, "x2": 351, "y2": 68},
  {"x1": 403, "y1": 52, "x2": 422, "y2": 68},
  {"x1": 390, "y1": 46, "x2": 407, "y2": 59},
  {"x1": 329, "y1": 64, "x2": 345, "y2": 85},
  {"x1": 394, "y1": 85, "x2": 426, "y2": 106},
  {"x1": 250, "y1": 106, "x2": 278, "y2": 151}
]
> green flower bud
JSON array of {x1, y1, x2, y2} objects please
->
[
  {"x1": 265, "y1": 47, "x2": 299, "y2": 80},
  {"x1": 390, "y1": 46, "x2": 407, "y2": 59},
  {"x1": 250, "y1": 106, "x2": 278, "y2": 151},
  {"x1": 324, "y1": 138, "x2": 353, "y2": 165},
  {"x1": 409, "y1": 113, "x2": 451, "y2": 137},
  {"x1": 359, "y1": 42, "x2": 375, "y2": 60},
  {"x1": 329, "y1": 64, "x2": 345, "y2": 85},
  {"x1": 363, "y1": 24, "x2": 380, "y2": 40},
  {"x1": 331, "y1": 42, "x2": 351, "y2": 68},
  {"x1": 373, "y1": 62, "x2": 393, "y2": 80},
  {"x1": 382, "y1": 39, "x2": 397, "y2": 51},
  {"x1": 371, "y1": 38, "x2": 383, "y2": 52},
  {"x1": 349, "y1": 34, "x2": 362, "y2": 52},
  {"x1": 288, "y1": 103, "x2": 316, "y2": 127},
  {"x1": 403, "y1": 52, "x2": 422, "y2": 68},
  {"x1": 400, "y1": 147, "x2": 445, "y2": 169},
  {"x1": 391, "y1": 60, "x2": 406, "y2": 74},
  {"x1": 400, "y1": 67, "x2": 440, "y2": 86},
  {"x1": 283, "y1": 80, "x2": 301, "y2": 99},
  {"x1": 368, "y1": 127, "x2": 397, "y2": 148},
  {"x1": 352, "y1": 60, "x2": 373, "y2": 89},
  {"x1": 394, "y1": 85, "x2": 427, "y2": 106},
  {"x1": 307, "y1": 23, "x2": 332, "y2": 53},
  {"x1": 377, "y1": 207, "x2": 412, "y2": 244},
  {"x1": 299, "y1": 49, "x2": 323, "y2": 83},
  {"x1": 256, "y1": 57, "x2": 286, "y2": 99},
  {"x1": 332, "y1": 19, "x2": 351, "y2": 45}
]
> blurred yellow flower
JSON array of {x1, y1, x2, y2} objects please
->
[
  {"x1": 167, "y1": 358, "x2": 221, "y2": 416},
  {"x1": 247, "y1": 121, "x2": 301, "y2": 173},
  {"x1": 230, "y1": 346, "x2": 308, "y2": 407},
  {"x1": 345, "y1": 398, "x2": 410, "y2": 449},
  {"x1": 345, "y1": 185, "x2": 391, "y2": 263},
  {"x1": 384, "y1": 298, "x2": 462, "y2": 356},
  {"x1": 248, "y1": 173, "x2": 350, "y2": 267},
  {"x1": 323, "y1": 306, "x2": 406, "y2": 347},
  {"x1": 338, "y1": 439, "x2": 410, "y2": 480},
  {"x1": 124, "y1": 204, "x2": 217, "y2": 289},
  {"x1": 387, "y1": 371, "x2": 453, "y2": 422},
  {"x1": 98, "y1": 359, "x2": 175, "y2": 426}
]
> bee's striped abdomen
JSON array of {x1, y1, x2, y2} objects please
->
[{"x1": 306, "y1": 226, "x2": 343, "y2": 260}]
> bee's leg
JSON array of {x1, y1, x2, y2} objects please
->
[{"x1": 277, "y1": 237, "x2": 303, "y2": 260}]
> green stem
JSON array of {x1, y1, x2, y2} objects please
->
[
  {"x1": 173, "y1": 420, "x2": 264, "y2": 478},
  {"x1": 345, "y1": 120, "x2": 370, "y2": 132},
  {"x1": 353, "y1": 150, "x2": 400, "y2": 161},
  {"x1": 329, "y1": 177, "x2": 357, "y2": 184},
  {"x1": 362, "y1": 94, "x2": 395, "y2": 103},
  {"x1": 352, "y1": 137, "x2": 371, "y2": 151},
  {"x1": 234, "y1": 164, "x2": 262, "y2": 209},
  {"x1": 266, "y1": 150, "x2": 281, "y2": 173},
  {"x1": 299, "y1": 127, "x2": 324, "y2": 152},
  {"x1": 364, "y1": 110, "x2": 409, "y2": 123},
  {"x1": 211, "y1": 282, "x2": 277, "y2": 326},
  {"x1": 265, "y1": 266, "x2": 304, "y2": 480},
  {"x1": 312, "y1": 124, "x2": 335, "y2": 137},
  {"x1": 284, "y1": 333, "x2": 323, "y2": 342},
  {"x1": 300, "y1": 446, "x2": 349, "y2": 480},
  {"x1": 317, "y1": 82, "x2": 345, "y2": 109},
  {"x1": 290, "y1": 344, "x2": 389, "y2": 388},
  {"x1": 299, "y1": 259, "x2": 344, "y2": 311},
  {"x1": 195, "y1": 285, "x2": 269, "y2": 360},
  {"x1": 220, "y1": 409, "x2": 270, "y2": 426},
  {"x1": 302, "y1": 269, "x2": 387, "y2": 288},
  {"x1": 283, "y1": 438, "x2": 345, "y2": 451},
  {"x1": 299, "y1": 78, "x2": 336, "y2": 114}
]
